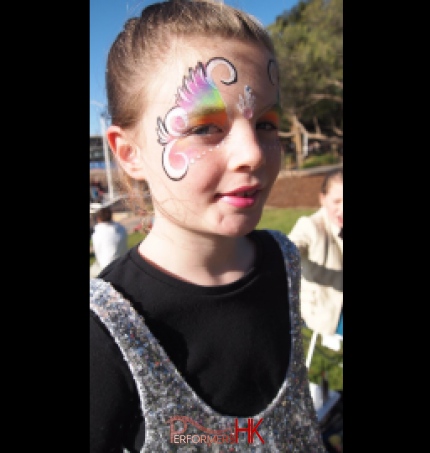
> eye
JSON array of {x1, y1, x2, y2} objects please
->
[
  {"x1": 256, "y1": 121, "x2": 278, "y2": 131},
  {"x1": 257, "y1": 106, "x2": 281, "y2": 131},
  {"x1": 190, "y1": 124, "x2": 222, "y2": 136}
]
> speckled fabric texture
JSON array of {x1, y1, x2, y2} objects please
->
[{"x1": 90, "y1": 230, "x2": 327, "y2": 452}]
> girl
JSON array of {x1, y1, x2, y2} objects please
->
[{"x1": 90, "y1": 1, "x2": 327, "y2": 451}]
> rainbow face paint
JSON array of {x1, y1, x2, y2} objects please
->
[
  {"x1": 157, "y1": 58, "x2": 236, "y2": 180},
  {"x1": 156, "y1": 56, "x2": 280, "y2": 181},
  {"x1": 260, "y1": 105, "x2": 281, "y2": 129}
]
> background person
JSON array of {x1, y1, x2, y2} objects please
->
[
  {"x1": 90, "y1": 178, "x2": 106, "y2": 203},
  {"x1": 288, "y1": 168, "x2": 343, "y2": 336},
  {"x1": 90, "y1": 1, "x2": 327, "y2": 451},
  {"x1": 90, "y1": 206, "x2": 128, "y2": 278}
]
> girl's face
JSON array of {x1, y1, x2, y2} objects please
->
[
  {"x1": 137, "y1": 39, "x2": 282, "y2": 238},
  {"x1": 320, "y1": 181, "x2": 343, "y2": 229}
]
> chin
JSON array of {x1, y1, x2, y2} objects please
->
[{"x1": 216, "y1": 215, "x2": 261, "y2": 238}]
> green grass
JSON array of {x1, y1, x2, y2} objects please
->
[
  {"x1": 302, "y1": 327, "x2": 343, "y2": 390},
  {"x1": 301, "y1": 153, "x2": 342, "y2": 169},
  {"x1": 127, "y1": 231, "x2": 147, "y2": 248},
  {"x1": 257, "y1": 207, "x2": 316, "y2": 233}
]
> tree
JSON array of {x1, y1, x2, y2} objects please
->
[{"x1": 268, "y1": 0, "x2": 343, "y2": 161}]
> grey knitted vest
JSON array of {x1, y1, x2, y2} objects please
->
[{"x1": 90, "y1": 230, "x2": 327, "y2": 452}]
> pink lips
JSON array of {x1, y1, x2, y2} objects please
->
[{"x1": 217, "y1": 186, "x2": 261, "y2": 208}]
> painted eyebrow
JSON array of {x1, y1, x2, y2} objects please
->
[
  {"x1": 185, "y1": 102, "x2": 281, "y2": 123},
  {"x1": 187, "y1": 105, "x2": 226, "y2": 116},
  {"x1": 257, "y1": 102, "x2": 282, "y2": 117},
  {"x1": 186, "y1": 106, "x2": 228, "y2": 126}
]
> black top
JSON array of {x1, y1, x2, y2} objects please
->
[{"x1": 90, "y1": 229, "x2": 291, "y2": 453}]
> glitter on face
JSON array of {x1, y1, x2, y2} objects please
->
[{"x1": 237, "y1": 85, "x2": 256, "y2": 119}]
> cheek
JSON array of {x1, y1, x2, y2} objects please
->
[
  {"x1": 173, "y1": 140, "x2": 222, "y2": 166},
  {"x1": 184, "y1": 155, "x2": 225, "y2": 194},
  {"x1": 326, "y1": 203, "x2": 340, "y2": 220},
  {"x1": 261, "y1": 139, "x2": 282, "y2": 154},
  {"x1": 261, "y1": 138, "x2": 282, "y2": 173}
]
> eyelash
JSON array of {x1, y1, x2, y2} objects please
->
[
  {"x1": 190, "y1": 125, "x2": 222, "y2": 136},
  {"x1": 190, "y1": 121, "x2": 278, "y2": 136},
  {"x1": 256, "y1": 121, "x2": 278, "y2": 131}
]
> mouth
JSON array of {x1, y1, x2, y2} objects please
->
[
  {"x1": 216, "y1": 186, "x2": 262, "y2": 208},
  {"x1": 229, "y1": 189, "x2": 258, "y2": 198},
  {"x1": 217, "y1": 185, "x2": 261, "y2": 197}
]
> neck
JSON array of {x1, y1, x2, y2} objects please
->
[{"x1": 138, "y1": 223, "x2": 255, "y2": 286}]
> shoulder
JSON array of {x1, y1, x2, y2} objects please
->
[
  {"x1": 289, "y1": 210, "x2": 322, "y2": 243},
  {"x1": 290, "y1": 216, "x2": 311, "y2": 232},
  {"x1": 92, "y1": 222, "x2": 110, "y2": 235},
  {"x1": 288, "y1": 216, "x2": 314, "y2": 241},
  {"x1": 310, "y1": 207, "x2": 327, "y2": 228},
  {"x1": 293, "y1": 210, "x2": 321, "y2": 231},
  {"x1": 90, "y1": 278, "x2": 118, "y2": 308},
  {"x1": 90, "y1": 276, "x2": 115, "y2": 293},
  {"x1": 261, "y1": 229, "x2": 301, "y2": 292},
  {"x1": 261, "y1": 229, "x2": 300, "y2": 261},
  {"x1": 91, "y1": 223, "x2": 102, "y2": 234}
]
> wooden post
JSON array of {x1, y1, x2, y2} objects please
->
[{"x1": 291, "y1": 118, "x2": 303, "y2": 169}]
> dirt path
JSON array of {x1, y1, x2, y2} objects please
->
[{"x1": 266, "y1": 172, "x2": 325, "y2": 208}]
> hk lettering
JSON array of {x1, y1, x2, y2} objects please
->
[{"x1": 234, "y1": 418, "x2": 264, "y2": 444}]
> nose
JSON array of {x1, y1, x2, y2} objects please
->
[{"x1": 225, "y1": 121, "x2": 266, "y2": 172}]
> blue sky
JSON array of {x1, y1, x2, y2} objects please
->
[{"x1": 90, "y1": 0, "x2": 298, "y2": 136}]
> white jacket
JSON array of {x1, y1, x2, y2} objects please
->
[
  {"x1": 92, "y1": 221, "x2": 128, "y2": 271},
  {"x1": 288, "y1": 207, "x2": 343, "y2": 335}
]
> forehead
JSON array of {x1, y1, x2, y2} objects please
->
[
  {"x1": 327, "y1": 181, "x2": 343, "y2": 198},
  {"x1": 149, "y1": 38, "x2": 278, "y2": 108}
]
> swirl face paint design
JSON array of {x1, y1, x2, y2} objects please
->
[
  {"x1": 156, "y1": 56, "x2": 280, "y2": 181},
  {"x1": 268, "y1": 59, "x2": 279, "y2": 86},
  {"x1": 157, "y1": 58, "x2": 236, "y2": 180}
]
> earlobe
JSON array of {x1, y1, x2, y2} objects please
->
[{"x1": 106, "y1": 125, "x2": 146, "y2": 180}]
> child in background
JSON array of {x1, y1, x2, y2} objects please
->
[
  {"x1": 289, "y1": 168, "x2": 343, "y2": 336},
  {"x1": 90, "y1": 206, "x2": 128, "y2": 277},
  {"x1": 90, "y1": 1, "x2": 327, "y2": 451}
]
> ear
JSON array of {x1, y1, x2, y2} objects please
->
[
  {"x1": 319, "y1": 192, "x2": 325, "y2": 206},
  {"x1": 106, "y1": 125, "x2": 146, "y2": 180}
]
